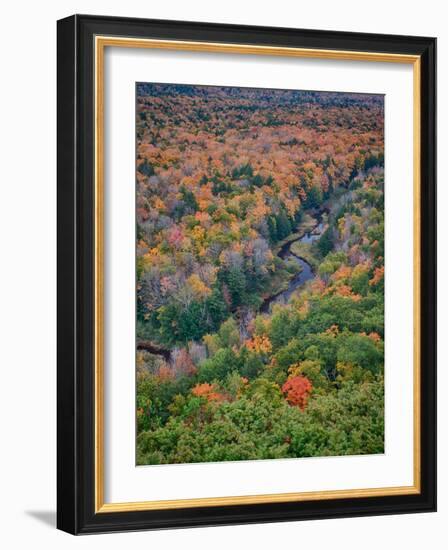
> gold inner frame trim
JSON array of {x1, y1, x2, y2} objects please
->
[{"x1": 94, "y1": 35, "x2": 421, "y2": 513}]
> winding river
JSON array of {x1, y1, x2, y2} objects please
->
[{"x1": 260, "y1": 220, "x2": 324, "y2": 313}]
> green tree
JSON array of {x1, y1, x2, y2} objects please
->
[
  {"x1": 198, "y1": 348, "x2": 240, "y2": 382},
  {"x1": 205, "y1": 286, "x2": 229, "y2": 329},
  {"x1": 221, "y1": 266, "x2": 247, "y2": 308},
  {"x1": 218, "y1": 317, "x2": 240, "y2": 348},
  {"x1": 337, "y1": 333, "x2": 383, "y2": 374},
  {"x1": 317, "y1": 227, "x2": 333, "y2": 256}
]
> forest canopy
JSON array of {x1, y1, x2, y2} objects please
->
[{"x1": 135, "y1": 83, "x2": 385, "y2": 465}]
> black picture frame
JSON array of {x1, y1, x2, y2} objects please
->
[{"x1": 57, "y1": 14, "x2": 436, "y2": 535}]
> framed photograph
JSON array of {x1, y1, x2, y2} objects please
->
[{"x1": 57, "y1": 14, "x2": 436, "y2": 534}]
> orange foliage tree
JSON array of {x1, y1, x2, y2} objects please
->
[
  {"x1": 191, "y1": 383, "x2": 225, "y2": 402},
  {"x1": 245, "y1": 334, "x2": 272, "y2": 354},
  {"x1": 281, "y1": 376, "x2": 313, "y2": 410}
]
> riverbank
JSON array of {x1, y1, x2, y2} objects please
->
[{"x1": 272, "y1": 213, "x2": 318, "y2": 256}]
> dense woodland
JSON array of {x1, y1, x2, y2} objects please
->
[{"x1": 135, "y1": 84, "x2": 385, "y2": 465}]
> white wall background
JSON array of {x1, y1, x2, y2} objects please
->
[{"x1": 0, "y1": 0, "x2": 444, "y2": 547}]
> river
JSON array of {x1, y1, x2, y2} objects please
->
[{"x1": 260, "y1": 220, "x2": 324, "y2": 313}]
